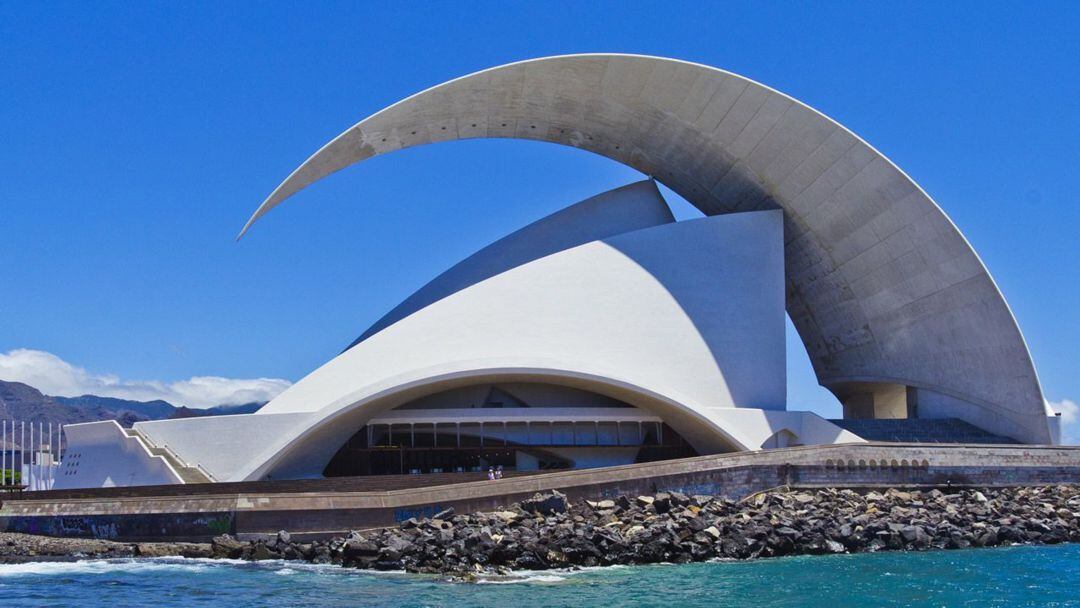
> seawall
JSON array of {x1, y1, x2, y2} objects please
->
[{"x1": 2, "y1": 443, "x2": 1078, "y2": 542}]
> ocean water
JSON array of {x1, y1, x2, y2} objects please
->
[{"x1": 0, "y1": 544, "x2": 1076, "y2": 607}]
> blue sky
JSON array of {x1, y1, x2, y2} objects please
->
[{"x1": 0, "y1": 2, "x2": 1077, "y2": 428}]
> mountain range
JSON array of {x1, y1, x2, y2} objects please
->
[{"x1": 0, "y1": 379, "x2": 264, "y2": 430}]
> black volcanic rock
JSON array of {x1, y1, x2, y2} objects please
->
[
  {"x1": 3, "y1": 486, "x2": 1077, "y2": 574},
  {"x1": 225, "y1": 485, "x2": 1080, "y2": 577}
]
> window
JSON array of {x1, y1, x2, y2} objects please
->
[
  {"x1": 597, "y1": 422, "x2": 619, "y2": 446},
  {"x1": 413, "y1": 423, "x2": 434, "y2": 448},
  {"x1": 460, "y1": 422, "x2": 482, "y2": 447},
  {"x1": 506, "y1": 422, "x2": 529, "y2": 445},
  {"x1": 619, "y1": 421, "x2": 641, "y2": 446},
  {"x1": 483, "y1": 422, "x2": 506, "y2": 447},
  {"x1": 390, "y1": 424, "x2": 412, "y2": 448},
  {"x1": 641, "y1": 422, "x2": 661, "y2": 446},
  {"x1": 574, "y1": 421, "x2": 597, "y2": 445},
  {"x1": 552, "y1": 422, "x2": 574, "y2": 445},
  {"x1": 370, "y1": 424, "x2": 391, "y2": 447},
  {"x1": 434, "y1": 423, "x2": 458, "y2": 448},
  {"x1": 529, "y1": 422, "x2": 552, "y2": 445}
]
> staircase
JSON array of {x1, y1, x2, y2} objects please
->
[
  {"x1": 122, "y1": 428, "x2": 211, "y2": 483},
  {"x1": 828, "y1": 417, "x2": 1020, "y2": 444}
]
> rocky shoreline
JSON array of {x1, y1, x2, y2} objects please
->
[
  {"x1": 0, "y1": 533, "x2": 212, "y2": 563},
  {"x1": 2, "y1": 486, "x2": 1078, "y2": 577}
]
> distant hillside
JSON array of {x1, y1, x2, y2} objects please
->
[
  {"x1": 0, "y1": 379, "x2": 265, "y2": 429},
  {"x1": 0, "y1": 381, "x2": 110, "y2": 425},
  {"x1": 54, "y1": 393, "x2": 177, "y2": 423},
  {"x1": 169, "y1": 402, "x2": 265, "y2": 419}
]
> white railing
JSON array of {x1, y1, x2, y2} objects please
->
[
  {"x1": 160, "y1": 441, "x2": 216, "y2": 482},
  {"x1": 1, "y1": 419, "x2": 64, "y2": 491}
]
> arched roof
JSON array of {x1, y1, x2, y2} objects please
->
[
  {"x1": 239, "y1": 54, "x2": 1049, "y2": 443},
  {"x1": 349, "y1": 179, "x2": 673, "y2": 348}
]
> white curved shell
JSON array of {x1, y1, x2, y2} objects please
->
[
  {"x1": 241, "y1": 208, "x2": 789, "y2": 479},
  {"x1": 351, "y1": 179, "x2": 674, "y2": 348},
  {"x1": 241, "y1": 54, "x2": 1050, "y2": 443}
]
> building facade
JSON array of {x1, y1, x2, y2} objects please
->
[{"x1": 56, "y1": 55, "x2": 1058, "y2": 489}]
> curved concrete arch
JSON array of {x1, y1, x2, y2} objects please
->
[
  {"x1": 258, "y1": 210, "x2": 787, "y2": 415},
  {"x1": 232, "y1": 209, "x2": 832, "y2": 480},
  {"x1": 350, "y1": 179, "x2": 673, "y2": 348},
  {"x1": 237, "y1": 366, "x2": 748, "y2": 481},
  {"x1": 241, "y1": 54, "x2": 1050, "y2": 443}
]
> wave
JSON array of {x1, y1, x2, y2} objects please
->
[
  {"x1": 0, "y1": 554, "x2": 638, "y2": 584},
  {"x1": 476, "y1": 573, "x2": 568, "y2": 584},
  {"x1": 474, "y1": 563, "x2": 632, "y2": 585},
  {"x1": 0, "y1": 557, "x2": 223, "y2": 578}
]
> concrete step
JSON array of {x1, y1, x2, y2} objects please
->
[
  {"x1": 147, "y1": 447, "x2": 211, "y2": 484},
  {"x1": 123, "y1": 427, "x2": 210, "y2": 484}
]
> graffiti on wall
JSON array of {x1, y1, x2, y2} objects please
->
[{"x1": 394, "y1": 504, "x2": 447, "y2": 522}]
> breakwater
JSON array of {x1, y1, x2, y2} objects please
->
[
  {"x1": 9, "y1": 485, "x2": 1074, "y2": 577},
  {"x1": 4, "y1": 443, "x2": 1079, "y2": 541},
  {"x1": 211, "y1": 485, "x2": 1078, "y2": 576}
]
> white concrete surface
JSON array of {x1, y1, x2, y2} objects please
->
[
  {"x1": 238, "y1": 54, "x2": 1051, "y2": 444},
  {"x1": 706, "y1": 409, "x2": 864, "y2": 450},
  {"x1": 350, "y1": 179, "x2": 674, "y2": 347},
  {"x1": 53, "y1": 421, "x2": 182, "y2": 490},
  {"x1": 239, "y1": 208, "x2": 787, "y2": 480},
  {"x1": 132, "y1": 413, "x2": 311, "y2": 482}
]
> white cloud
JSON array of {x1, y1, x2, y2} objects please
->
[
  {"x1": 0, "y1": 349, "x2": 290, "y2": 409},
  {"x1": 1048, "y1": 398, "x2": 1078, "y2": 445}
]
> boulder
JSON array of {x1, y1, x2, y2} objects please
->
[
  {"x1": 211, "y1": 534, "x2": 247, "y2": 559},
  {"x1": 251, "y1": 543, "x2": 278, "y2": 561},
  {"x1": 180, "y1": 485, "x2": 1080, "y2": 575},
  {"x1": 520, "y1": 491, "x2": 569, "y2": 516},
  {"x1": 135, "y1": 543, "x2": 183, "y2": 558},
  {"x1": 653, "y1": 493, "x2": 672, "y2": 514},
  {"x1": 491, "y1": 511, "x2": 520, "y2": 523}
]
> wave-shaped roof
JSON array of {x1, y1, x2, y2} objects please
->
[{"x1": 240, "y1": 54, "x2": 1049, "y2": 443}]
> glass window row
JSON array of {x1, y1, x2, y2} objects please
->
[{"x1": 349, "y1": 421, "x2": 686, "y2": 449}]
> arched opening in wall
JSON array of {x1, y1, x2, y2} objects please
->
[
  {"x1": 322, "y1": 381, "x2": 698, "y2": 477},
  {"x1": 760, "y1": 429, "x2": 800, "y2": 450}
]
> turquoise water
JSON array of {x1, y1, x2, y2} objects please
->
[{"x1": 0, "y1": 544, "x2": 1076, "y2": 607}]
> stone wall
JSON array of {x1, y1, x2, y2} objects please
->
[{"x1": 3, "y1": 443, "x2": 1077, "y2": 542}]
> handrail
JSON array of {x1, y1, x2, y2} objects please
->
[{"x1": 159, "y1": 443, "x2": 214, "y2": 482}]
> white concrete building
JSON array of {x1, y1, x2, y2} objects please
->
[{"x1": 56, "y1": 55, "x2": 1058, "y2": 489}]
